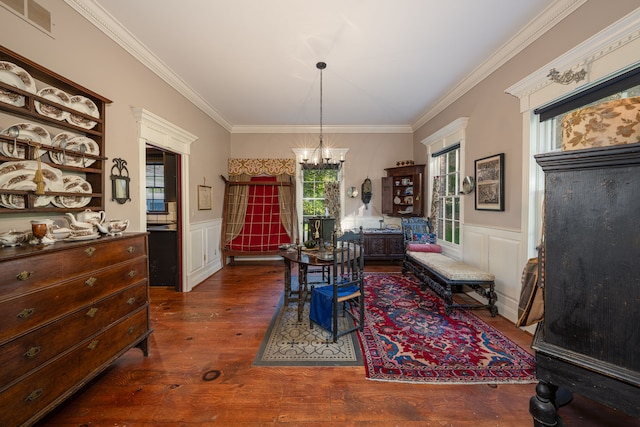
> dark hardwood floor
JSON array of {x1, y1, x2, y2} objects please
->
[{"x1": 37, "y1": 262, "x2": 639, "y2": 426}]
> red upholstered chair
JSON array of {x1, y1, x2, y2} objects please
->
[{"x1": 309, "y1": 227, "x2": 365, "y2": 342}]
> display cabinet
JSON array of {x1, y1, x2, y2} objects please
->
[
  {"x1": 0, "y1": 45, "x2": 111, "y2": 213},
  {"x1": 530, "y1": 144, "x2": 640, "y2": 425},
  {"x1": 381, "y1": 164, "x2": 425, "y2": 217}
]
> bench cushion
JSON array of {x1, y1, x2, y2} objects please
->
[{"x1": 407, "y1": 252, "x2": 494, "y2": 282}]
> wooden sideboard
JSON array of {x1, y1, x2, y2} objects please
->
[
  {"x1": 0, "y1": 233, "x2": 151, "y2": 427},
  {"x1": 363, "y1": 230, "x2": 404, "y2": 261},
  {"x1": 531, "y1": 145, "x2": 640, "y2": 425}
]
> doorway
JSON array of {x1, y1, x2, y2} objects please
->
[{"x1": 146, "y1": 145, "x2": 182, "y2": 291}]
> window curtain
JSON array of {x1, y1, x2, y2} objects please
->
[
  {"x1": 277, "y1": 173, "x2": 297, "y2": 242},
  {"x1": 225, "y1": 159, "x2": 297, "y2": 245},
  {"x1": 430, "y1": 176, "x2": 440, "y2": 238},
  {"x1": 324, "y1": 181, "x2": 341, "y2": 234},
  {"x1": 224, "y1": 173, "x2": 250, "y2": 245}
]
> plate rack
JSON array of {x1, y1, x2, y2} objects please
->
[{"x1": 0, "y1": 45, "x2": 111, "y2": 213}]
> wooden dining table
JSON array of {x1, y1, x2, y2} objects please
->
[{"x1": 279, "y1": 247, "x2": 333, "y2": 322}]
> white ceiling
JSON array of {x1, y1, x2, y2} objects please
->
[{"x1": 73, "y1": 0, "x2": 572, "y2": 132}]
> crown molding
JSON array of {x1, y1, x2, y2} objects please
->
[
  {"x1": 411, "y1": 0, "x2": 587, "y2": 131},
  {"x1": 231, "y1": 124, "x2": 414, "y2": 134},
  {"x1": 64, "y1": 0, "x2": 233, "y2": 132}
]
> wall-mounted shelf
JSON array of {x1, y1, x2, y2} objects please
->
[{"x1": 0, "y1": 45, "x2": 112, "y2": 213}]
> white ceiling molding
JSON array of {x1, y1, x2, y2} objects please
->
[
  {"x1": 64, "y1": 0, "x2": 233, "y2": 132},
  {"x1": 232, "y1": 124, "x2": 413, "y2": 134},
  {"x1": 411, "y1": 0, "x2": 587, "y2": 131}
]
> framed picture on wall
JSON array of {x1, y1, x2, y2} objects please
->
[
  {"x1": 475, "y1": 153, "x2": 504, "y2": 211},
  {"x1": 198, "y1": 185, "x2": 212, "y2": 210}
]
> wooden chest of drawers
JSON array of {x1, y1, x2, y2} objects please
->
[{"x1": 0, "y1": 233, "x2": 152, "y2": 427}]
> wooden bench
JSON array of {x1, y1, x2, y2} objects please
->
[{"x1": 401, "y1": 218, "x2": 498, "y2": 316}]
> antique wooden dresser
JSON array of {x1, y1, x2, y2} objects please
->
[
  {"x1": 0, "y1": 233, "x2": 151, "y2": 426},
  {"x1": 531, "y1": 144, "x2": 640, "y2": 425}
]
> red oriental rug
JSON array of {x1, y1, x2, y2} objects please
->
[{"x1": 357, "y1": 273, "x2": 536, "y2": 384}]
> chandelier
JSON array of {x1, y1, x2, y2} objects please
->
[{"x1": 300, "y1": 62, "x2": 343, "y2": 170}]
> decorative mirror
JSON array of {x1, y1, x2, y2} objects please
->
[{"x1": 110, "y1": 158, "x2": 131, "y2": 204}]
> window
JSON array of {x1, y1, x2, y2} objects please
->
[
  {"x1": 422, "y1": 118, "x2": 467, "y2": 250},
  {"x1": 301, "y1": 168, "x2": 339, "y2": 236},
  {"x1": 532, "y1": 70, "x2": 640, "y2": 244},
  {"x1": 433, "y1": 146, "x2": 461, "y2": 245},
  {"x1": 146, "y1": 162, "x2": 165, "y2": 212},
  {"x1": 537, "y1": 82, "x2": 640, "y2": 152}
]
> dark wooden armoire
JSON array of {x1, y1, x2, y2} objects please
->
[{"x1": 530, "y1": 144, "x2": 640, "y2": 425}]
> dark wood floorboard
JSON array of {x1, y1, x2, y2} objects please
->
[{"x1": 36, "y1": 261, "x2": 639, "y2": 426}]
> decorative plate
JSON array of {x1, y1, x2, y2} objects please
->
[
  {"x1": 0, "y1": 123, "x2": 52, "y2": 159},
  {"x1": 35, "y1": 87, "x2": 71, "y2": 121},
  {"x1": 50, "y1": 131, "x2": 77, "y2": 164},
  {"x1": 53, "y1": 175, "x2": 92, "y2": 208},
  {"x1": 0, "y1": 161, "x2": 63, "y2": 209},
  {"x1": 68, "y1": 95, "x2": 99, "y2": 129},
  {"x1": 0, "y1": 88, "x2": 25, "y2": 107},
  {"x1": 0, "y1": 61, "x2": 36, "y2": 93}
]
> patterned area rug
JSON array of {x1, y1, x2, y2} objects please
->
[
  {"x1": 253, "y1": 296, "x2": 362, "y2": 367},
  {"x1": 358, "y1": 273, "x2": 537, "y2": 384}
]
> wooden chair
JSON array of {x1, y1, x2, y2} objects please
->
[{"x1": 309, "y1": 227, "x2": 365, "y2": 342}]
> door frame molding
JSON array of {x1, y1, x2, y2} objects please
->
[{"x1": 133, "y1": 107, "x2": 198, "y2": 291}]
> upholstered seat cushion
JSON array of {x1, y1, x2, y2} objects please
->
[{"x1": 406, "y1": 252, "x2": 494, "y2": 282}]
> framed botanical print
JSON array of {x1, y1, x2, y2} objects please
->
[{"x1": 475, "y1": 153, "x2": 504, "y2": 211}]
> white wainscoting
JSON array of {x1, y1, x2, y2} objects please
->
[
  {"x1": 461, "y1": 224, "x2": 525, "y2": 324},
  {"x1": 186, "y1": 219, "x2": 222, "y2": 291}
]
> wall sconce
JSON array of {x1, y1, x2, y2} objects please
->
[
  {"x1": 347, "y1": 186, "x2": 359, "y2": 198},
  {"x1": 459, "y1": 176, "x2": 475, "y2": 195}
]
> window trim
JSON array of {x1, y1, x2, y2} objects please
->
[
  {"x1": 421, "y1": 117, "x2": 468, "y2": 258},
  {"x1": 292, "y1": 147, "x2": 348, "y2": 238}
]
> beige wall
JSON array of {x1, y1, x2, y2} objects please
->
[
  {"x1": 230, "y1": 132, "x2": 414, "y2": 222},
  {"x1": 0, "y1": 0, "x2": 230, "y2": 232},
  {"x1": 413, "y1": 0, "x2": 640, "y2": 232}
]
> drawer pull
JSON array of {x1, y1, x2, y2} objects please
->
[
  {"x1": 127, "y1": 246, "x2": 135, "y2": 253},
  {"x1": 24, "y1": 346, "x2": 41, "y2": 358},
  {"x1": 87, "y1": 340, "x2": 99, "y2": 350},
  {"x1": 128, "y1": 270, "x2": 137, "y2": 278},
  {"x1": 128, "y1": 326, "x2": 136, "y2": 334},
  {"x1": 85, "y1": 277, "x2": 98, "y2": 287},
  {"x1": 17, "y1": 271, "x2": 33, "y2": 281},
  {"x1": 127, "y1": 297, "x2": 136, "y2": 305},
  {"x1": 17, "y1": 308, "x2": 35, "y2": 319},
  {"x1": 25, "y1": 388, "x2": 43, "y2": 402},
  {"x1": 85, "y1": 246, "x2": 96, "y2": 256},
  {"x1": 86, "y1": 307, "x2": 98, "y2": 318}
]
